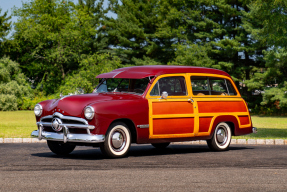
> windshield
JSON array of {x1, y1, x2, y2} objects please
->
[{"x1": 94, "y1": 78, "x2": 150, "y2": 95}]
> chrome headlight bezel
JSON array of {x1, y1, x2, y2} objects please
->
[
  {"x1": 84, "y1": 106, "x2": 95, "y2": 120},
  {"x1": 34, "y1": 104, "x2": 43, "y2": 117}
]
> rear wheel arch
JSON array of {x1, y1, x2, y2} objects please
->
[{"x1": 210, "y1": 115, "x2": 239, "y2": 137}]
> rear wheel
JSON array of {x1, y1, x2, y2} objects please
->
[
  {"x1": 151, "y1": 142, "x2": 170, "y2": 149},
  {"x1": 47, "y1": 140, "x2": 76, "y2": 155},
  {"x1": 100, "y1": 122, "x2": 131, "y2": 158},
  {"x1": 207, "y1": 122, "x2": 231, "y2": 151}
]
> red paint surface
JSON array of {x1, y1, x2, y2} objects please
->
[
  {"x1": 199, "y1": 117, "x2": 213, "y2": 132},
  {"x1": 153, "y1": 118, "x2": 194, "y2": 135},
  {"x1": 198, "y1": 101, "x2": 247, "y2": 113},
  {"x1": 239, "y1": 116, "x2": 250, "y2": 125},
  {"x1": 97, "y1": 65, "x2": 231, "y2": 79},
  {"x1": 153, "y1": 102, "x2": 193, "y2": 115}
]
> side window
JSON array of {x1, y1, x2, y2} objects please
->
[
  {"x1": 226, "y1": 80, "x2": 237, "y2": 95},
  {"x1": 209, "y1": 78, "x2": 228, "y2": 94},
  {"x1": 190, "y1": 76, "x2": 210, "y2": 96},
  {"x1": 191, "y1": 76, "x2": 237, "y2": 96},
  {"x1": 150, "y1": 76, "x2": 187, "y2": 96}
]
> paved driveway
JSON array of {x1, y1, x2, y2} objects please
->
[{"x1": 0, "y1": 143, "x2": 286, "y2": 191}]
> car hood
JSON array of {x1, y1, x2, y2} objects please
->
[{"x1": 43, "y1": 93, "x2": 143, "y2": 117}]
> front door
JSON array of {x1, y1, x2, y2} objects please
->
[{"x1": 146, "y1": 74, "x2": 196, "y2": 139}]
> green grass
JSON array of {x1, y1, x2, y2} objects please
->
[
  {"x1": 233, "y1": 116, "x2": 287, "y2": 140},
  {"x1": 0, "y1": 111, "x2": 286, "y2": 139},
  {"x1": 0, "y1": 111, "x2": 37, "y2": 138}
]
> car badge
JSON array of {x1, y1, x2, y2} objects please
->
[{"x1": 51, "y1": 118, "x2": 63, "y2": 132}]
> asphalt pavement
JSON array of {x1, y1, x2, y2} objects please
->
[{"x1": 0, "y1": 143, "x2": 286, "y2": 191}]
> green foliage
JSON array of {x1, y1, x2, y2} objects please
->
[
  {"x1": 0, "y1": 8, "x2": 11, "y2": 58},
  {"x1": 0, "y1": 57, "x2": 32, "y2": 111},
  {"x1": 12, "y1": 0, "x2": 107, "y2": 94},
  {"x1": 22, "y1": 92, "x2": 56, "y2": 110},
  {"x1": 57, "y1": 53, "x2": 122, "y2": 95},
  {"x1": 247, "y1": 0, "x2": 287, "y2": 48},
  {"x1": 169, "y1": 43, "x2": 214, "y2": 67}
]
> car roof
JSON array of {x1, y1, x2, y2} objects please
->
[{"x1": 96, "y1": 65, "x2": 231, "y2": 79}]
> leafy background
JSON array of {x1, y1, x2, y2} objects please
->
[{"x1": 0, "y1": 0, "x2": 286, "y2": 115}]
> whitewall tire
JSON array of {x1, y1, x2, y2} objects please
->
[
  {"x1": 100, "y1": 122, "x2": 131, "y2": 158},
  {"x1": 207, "y1": 122, "x2": 231, "y2": 151}
]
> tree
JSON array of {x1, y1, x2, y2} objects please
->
[
  {"x1": 246, "y1": 0, "x2": 287, "y2": 48},
  {"x1": 245, "y1": 0, "x2": 287, "y2": 110},
  {"x1": 11, "y1": 0, "x2": 104, "y2": 94},
  {"x1": 0, "y1": 8, "x2": 12, "y2": 57},
  {"x1": 105, "y1": 0, "x2": 163, "y2": 65}
]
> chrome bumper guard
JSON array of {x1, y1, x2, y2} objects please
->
[{"x1": 252, "y1": 127, "x2": 257, "y2": 134}]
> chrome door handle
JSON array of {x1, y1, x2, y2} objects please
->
[{"x1": 188, "y1": 99, "x2": 194, "y2": 103}]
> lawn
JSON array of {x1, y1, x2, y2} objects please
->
[
  {"x1": 234, "y1": 116, "x2": 287, "y2": 140},
  {"x1": 0, "y1": 111, "x2": 37, "y2": 138},
  {"x1": 0, "y1": 111, "x2": 286, "y2": 139}
]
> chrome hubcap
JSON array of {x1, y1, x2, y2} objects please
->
[
  {"x1": 111, "y1": 129, "x2": 126, "y2": 152},
  {"x1": 216, "y1": 127, "x2": 227, "y2": 145}
]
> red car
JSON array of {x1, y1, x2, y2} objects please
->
[{"x1": 32, "y1": 65, "x2": 256, "y2": 158}]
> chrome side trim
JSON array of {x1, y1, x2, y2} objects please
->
[
  {"x1": 31, "y1": 130, "x2": 105, "y2": 143},
  {"x1": 137, "y1": 124, "x2": 149, "y2": 128}
]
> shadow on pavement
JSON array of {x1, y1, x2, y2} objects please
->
[{"x1": 31, "y1": 144, "x2": 251, "y2": 160}]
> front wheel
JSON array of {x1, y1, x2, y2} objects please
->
[
  {"x1": 207, "y1": 122, "x2": 231, "y2": 151},
  {"x1": 47, "y1": 140, "x2": 76, "y2": 155},
  {"x1": 100, "y1": 122, "x2": 131, "y2": 158}
]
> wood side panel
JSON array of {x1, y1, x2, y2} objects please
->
[
  {"x1": 199, "y1": 117, "x2": 213, "y2": 132},
  {"x1": 153, "y1": 118, "x2": 194, "y2": 135},
  {"x1": 239, "y1": 116, "x2": 250, "y2": 125},
  {"x1": 153, "y1": 102, "x2": 193, "y2": 115},
  {"x1": 197, "y1": 101, "x2": 247, "y2": 113}
]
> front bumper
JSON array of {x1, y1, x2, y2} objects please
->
[
  {"x1": 31, "y1": 129, "x2": 105, "y2": 143},
  {"x1": 32, "y1": 112, "x2": 105, "y2": 143}
]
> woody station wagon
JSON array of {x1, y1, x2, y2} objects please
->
[{"x1": 32, "y1": 65, "x2": 257, "y2": 158}]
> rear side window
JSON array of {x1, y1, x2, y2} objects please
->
[
  {"x1": 150, "y1": 76, "x2": 187, "y2": 96},
  {"x1": 191, "y1": 76, "x2": 237, "y2": 96}
]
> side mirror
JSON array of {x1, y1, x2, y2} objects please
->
[{"x1": 161, "y1": 91, "x2": 168, "y2": 99}]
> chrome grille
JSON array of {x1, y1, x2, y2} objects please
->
[{"x1": 37, "y1": 112, "x2": 95, "y2": 130}]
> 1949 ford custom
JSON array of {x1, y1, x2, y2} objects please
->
[{"x1": 32, "y1": 65, "x2": 257, "y2": 158}]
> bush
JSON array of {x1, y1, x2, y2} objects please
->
[
  {"x1": 0, "y1": 57, "x2": 33, "y2": 110},
  {"x1": 21, "y1": 92, "x2": 57, "y2": 110},
  {"x1": 0, "y1": 94, "x2": 17, "y2": 111}
]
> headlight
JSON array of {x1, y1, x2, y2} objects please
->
[
  {"x1": 34, "y1": 104, "x2": 43, "y2": 117},
  {"x1": 84, "y1": 106, "x2": 95, "y2": 120}
]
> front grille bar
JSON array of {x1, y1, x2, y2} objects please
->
[{"x1": 38, "y1": 112, "x2": 95, "y2": 130}]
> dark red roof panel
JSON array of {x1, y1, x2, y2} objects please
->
[{"x1": 96, "y1": 65, "x2": 231, "y2": 79}]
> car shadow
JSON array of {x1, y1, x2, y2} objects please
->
[{"x1": 31, "y1": 144, "x2": 252, "y2": 160}]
